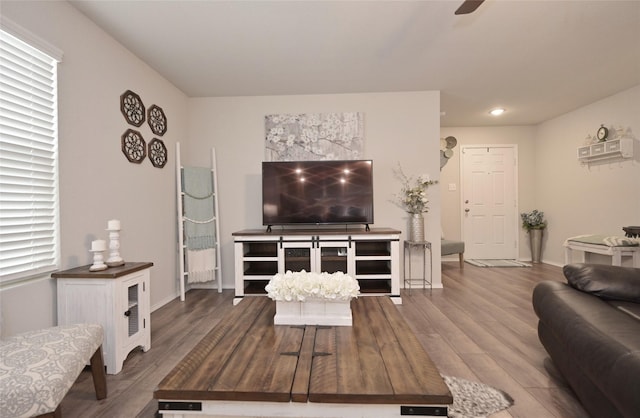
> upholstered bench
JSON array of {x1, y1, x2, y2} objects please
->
[
  {"x1": 0, "y1": 324, "x2": 107, "y2": 417},
  {"x1": 442, "y1": 239, "x2": 465, "y2": 268}
]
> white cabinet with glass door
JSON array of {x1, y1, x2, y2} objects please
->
[{"x1": 54, "y1": 262, "x2": 152, "y2": 375}]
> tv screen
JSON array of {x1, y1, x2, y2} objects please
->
[{"x1": 262, "y1": 160, "x2": 374, "y2": 226}]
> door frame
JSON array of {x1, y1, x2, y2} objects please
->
[{"x1": 459, "y1": 144, "x2": 520, "y2": 260}]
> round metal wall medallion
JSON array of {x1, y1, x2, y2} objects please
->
[
  {"x1": 121, "y1": 129, "x2": 147, "y2": 163},
  {"x1": 445, "y1": 136, "x2": 457, "y2": 149},
  {"x1": 120, "y1": 90, "x2": 146, "y2": 127},
  {"x1": 148, "y1": 138, "x2": 167, "y2": 168},
  {"x1": 148, "y1": 105, "x2": 167, "y2": 136}
]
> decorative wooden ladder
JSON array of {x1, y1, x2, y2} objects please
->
[{"x1": 175, "y1": 142, "x2": 223, "y2": 301}]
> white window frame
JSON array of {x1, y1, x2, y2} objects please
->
[{"x1": 1, "y1": 19, "x2": 63, "y2": 288}]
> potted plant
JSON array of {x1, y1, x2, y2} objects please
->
[
  {"x1": 521, "y1": 209, "x2": 547, "y2": 263},
  {"x1": 393, "y1": 164, "x2": 437, "y2": 242}
]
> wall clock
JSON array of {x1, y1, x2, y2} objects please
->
[
  {"x1": 597, "y1": 125, "x2": 609, "y2": 142},
  {"x1": 120, "y1": 90, "x2": 145, "y2": 127},
  {"x1": 148, "y1": 138, "x2": 167, "y2": 168},
  {"x1": 121, "y1": 129, "x2": 147, "y2": 163},
  {"x1": 148, "y1": 104, "x2": 167, "y2": 136}
]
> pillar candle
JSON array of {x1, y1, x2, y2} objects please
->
[
  {"x1": 91, "y1": 239, "x2": 106, "y2": 251},
  {"x1": 107, "y1": 219, "x2": 121, "y2": 230}
]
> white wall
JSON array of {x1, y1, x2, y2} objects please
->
[
  {"x1": 1, "y1": 1, "x2": 188, "y2": 336},
  {"x1": 439, "y1": 126, "x2": 537, "y2": 259},
  {"x1": 185, "y1": 92, "x2": 443, "y2": 289},
  {"x1": 535, "y1": 85, "x2": 640, "y2": 266}
]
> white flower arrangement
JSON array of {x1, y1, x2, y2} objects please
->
[
  {"x1": 392, "y1": 164, "x2": 438, "y2": 214},
  {"x1": 265, "y1": 270, "x2": 360, "y2": 302}
]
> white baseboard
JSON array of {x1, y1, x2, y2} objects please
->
[
  {"x1": 151, "y1": 293, "x2": 179, "y2": 313},
  {"x1": 151, "y1": 285, "x2": 232, "y2": 313},
  {"x1": 540, "y1": 259, "x2": 564, "y2": 267}
]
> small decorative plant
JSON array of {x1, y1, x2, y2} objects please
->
[
  {"x1": 392, "y1": 164, "x2": 437, "y2": 214},
  {"x1": 520, "y1": 210, "x2": 547, "y2": 231},
  {"x1": 265, "y1": 270, "x2": 360, "y2": 302}
]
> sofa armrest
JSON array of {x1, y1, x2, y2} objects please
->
[{"x1": 563, "y1": 263, "x2": 640, "y2": 303}]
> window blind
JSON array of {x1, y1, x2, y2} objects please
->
[{"x1": 0, "y1": 29, "x2": 60, "y2": 285}]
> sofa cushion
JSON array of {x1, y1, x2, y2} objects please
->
[
  {"x1": 563, "y1": 263, "x2": 640, "y2": 303},
  {"x1": 607, "y1": 300, "x2": 640, "y2": 321},
  {"x1": 441, "y1": 239, "x2": 464, "y2": 255}
]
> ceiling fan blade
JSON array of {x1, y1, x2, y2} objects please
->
[{"x1": 455, "y1": 0, "x2": 485, "y2": 15}]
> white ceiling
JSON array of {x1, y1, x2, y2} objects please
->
[{"x1": 69, "y1": 0, "x2": 640, "y2": 127}]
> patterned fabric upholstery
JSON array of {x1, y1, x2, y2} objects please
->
[{"x1": 0, "y1": 324, "x2": 103, "y2": 417}]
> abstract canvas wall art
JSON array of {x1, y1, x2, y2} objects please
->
[{"x1": 265, "y1": 112, "x2": 364, "y2": 161}]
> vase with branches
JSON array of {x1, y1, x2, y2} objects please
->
[{"x1": 393, "y1": 164, "x2": 437, "y2": 241}]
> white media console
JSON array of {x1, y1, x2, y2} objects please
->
[{"x1": 232, "y1": 227, "x2": 402, "y2": 305}]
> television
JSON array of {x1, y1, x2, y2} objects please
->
[{"x1": 262, "y1": 160, "x2": 374, "y2": 227}]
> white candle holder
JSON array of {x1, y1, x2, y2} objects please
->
[
  {"x1": 106, "y1": 228, "x2": 125, "y2": 267},
  {"x1": 89, "y1": 249, "x2": 108, "y2": 271}
]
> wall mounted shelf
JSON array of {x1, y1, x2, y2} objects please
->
[{"x1": 577, "y1": 138, "x2": 633, "y2": 163}]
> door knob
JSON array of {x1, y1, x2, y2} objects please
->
[{"x1": 465, "y1": 208, "x2": 470, "y2": 213}]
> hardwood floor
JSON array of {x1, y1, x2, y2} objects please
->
[{"x1": 60, "y1": 262, "x2": 589, "y2": 418}]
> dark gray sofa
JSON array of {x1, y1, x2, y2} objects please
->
[{"x1": 532, "y1": 264, "x2": 640, "y2": 418}]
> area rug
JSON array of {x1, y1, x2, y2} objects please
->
[
  {"x1": 443, "y1": 375, "x2": 514, "y2": 418},
  {"x1": 466, "y1": 259, "x2": 531, "y2": 268}
]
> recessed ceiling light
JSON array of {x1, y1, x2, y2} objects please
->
[{"x1": 489, "y1": 108, "x2": 505, "y2": 116}]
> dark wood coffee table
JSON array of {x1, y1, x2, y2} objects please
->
[{"x1": 154, "y1": 296, "x2": 452, "y2": 417}]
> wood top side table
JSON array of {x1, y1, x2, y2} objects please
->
[{"x1": 53, "y1": 262, "x2": 153, "y2": 374}]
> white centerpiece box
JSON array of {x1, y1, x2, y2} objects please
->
[{"x1": 265, "y1": 270, "x2": 359, "y2": 326}]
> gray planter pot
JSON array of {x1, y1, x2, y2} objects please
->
[{"x1": 528, "y1": 228, "x2": 544, "y2": 263}]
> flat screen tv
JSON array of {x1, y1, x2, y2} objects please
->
[{"x1": 262, "y1": 160, "x2": 374, "y2": 227}]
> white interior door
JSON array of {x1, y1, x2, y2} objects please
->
[{"x1": 461, "y1": 146, "x2": 517, "y2": 260}]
